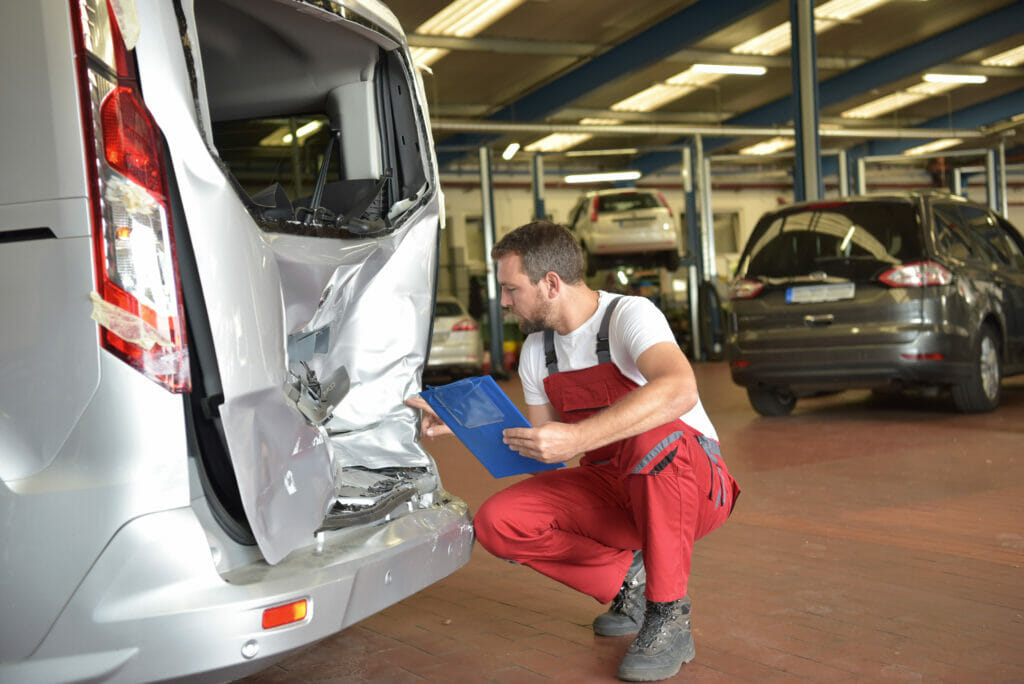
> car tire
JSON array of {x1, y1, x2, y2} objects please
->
[
  {"x1": 664, "y1": 250, "x2": 680, "y2": 272},
  {"x1": 747, "y1": 386, "x2": 796, "y2": 416},
  {"x1": 952, "y1": 325, "x2": 1001, "y2": 413}
]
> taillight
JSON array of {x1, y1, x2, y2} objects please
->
[
  {"x1": 71, "y1": 0, "x2": 190, "y2": 392},
  {"x1": 452, "y1": 318, "x2": 478, "y2": 332},
  {"x1": 878, "y1": 261, "x2": 952, "y2": 288},
  {"x1": 729, "y1": 278, "x2": 764, "y2": 300},
  {"x1": 590, "y1": 197, "x2": 599, "y2": 222},
  {"x1": 656, "y1": 192, "x2": 673, "y2": 217}
]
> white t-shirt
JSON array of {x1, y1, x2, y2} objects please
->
[{"x1": 518, "y1": 291, "x2": 718, "y2": 440}]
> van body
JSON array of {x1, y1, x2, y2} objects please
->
[{"x1": 0, "y1": 1, "x2": 473, "y2": 681}]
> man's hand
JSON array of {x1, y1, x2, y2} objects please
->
[
  {"x1": 502, "y1": 421, "x2": 582, "y2": 464},
  {"x1": 404, "y1": 395, "x2": 452, "y2": 438}
]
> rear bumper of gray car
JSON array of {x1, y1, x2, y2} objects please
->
[
  {"x1": 1, "y1": 495, "x2": 473, "y2": 684},
  {"x1": 728, "y1": 331, "x2": 974, "y2": 392}
]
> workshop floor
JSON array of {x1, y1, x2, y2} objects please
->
[{"x1": 240, "y1": 362, "x2": 1024, "y2": 683}]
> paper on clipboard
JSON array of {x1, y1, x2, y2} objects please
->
[{"x1": 419, "y1": 375, "x2": 564, "y2": 478}]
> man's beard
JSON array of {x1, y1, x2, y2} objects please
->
[{"x1": 516, "y1": 300, "x2": 555, "y2": 336}]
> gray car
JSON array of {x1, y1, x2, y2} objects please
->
[
  {"x1": 726, "y1": 191, "x2": 1024, "y2": 415},
  {"x1": 0, "y1": 1, "x2": 472, "y2": 682}
]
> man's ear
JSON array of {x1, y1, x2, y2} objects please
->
[{"x1": 543, "y1": 271, "x2": 561, "y2": 299}]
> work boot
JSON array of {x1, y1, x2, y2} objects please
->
[
  {"x1": 617, "y1": 598, "x2": 694, "y2": 682},
  {"x1": 593, "y1": 551, "x2": 645, "y2": 636}
]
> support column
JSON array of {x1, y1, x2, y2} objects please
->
[
  {"x1": 837, "y1": 149, "x2": 849, "y2": 197},
  {"x1": 790, "y1": 0, "x2": 823, "y2": 202},
  {"x1": 986, "y1": 150, "x2": 998, "y2": 212},
  {"x1": 683, "y1": 144, "x2": 702, "y2": 361},
  {"x1": 531, "y1": 154, "x2": 547, "y2": 220},
  {"x1": 856, "y1": 157, "x2": 867, "y2": 195},
  {"x1": 998, "y1": 139, "x2": 1008, "y2": 217},
  {"x1": 479, "y1": 146, "x2": 506, "y2": 378}
]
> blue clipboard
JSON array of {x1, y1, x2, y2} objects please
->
[{"x1": 419, "y1": 375, "x2": 564, "y2": 478}]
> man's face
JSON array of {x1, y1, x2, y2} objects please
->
[{"x1": 496, "y1": 254, "x2": 554, "y2": 335}]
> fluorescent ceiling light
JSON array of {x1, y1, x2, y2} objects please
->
[
  {"x1": 525, "y1": 133, "x2": 594, "y2": 153},
  {"x1": 564, "y1": 171, "x2": 642, "y2": 184},
  {"x1": 923, "y1": 73, "x2": 987, "y2": 84},
  {"x1": 841, "y1": 80, "x2": 959, "y2": 119},
  {"x1": 410, "y1": 0, "x2": 527, "y2": 68},
  {"x1": 578, "y1": 117, "x2": 624, "y2": 125},
  {"x1": 565, "y1": 148, "x2": 639, "y2": 157},
  {"x1": 732, "y1": 0, "x2": 893, "y2": 55},
  {"x1": 691, "y1": 63, "x2": 767, "y2": 76},
  {"x1": 903, "y1": 138, "x2": 963, "y2": 156},
  {"x1": 612, "y1": 83, "x2": 694, "y2": 112},
  {"x1": 501, "y1": 142, "x2": 520, "y2": 160},
  {"x1": 739, "y1": 137, "x2": 795, "y2": 155},
  {"x1": 982, "y1": 44, "x2": 1024, "y2": 67}
]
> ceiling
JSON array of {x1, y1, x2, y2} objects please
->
[{"x1": 384, "y1": 0, "x2": 1024, "y2": 177}]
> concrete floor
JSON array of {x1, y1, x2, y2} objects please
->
[{"x1": 241, "y1": 362, "x2": 1024, "y2": 683}]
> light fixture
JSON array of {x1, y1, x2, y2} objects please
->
[
  {"x1": 923, "y1": 73, "x2": 987, "y2": 84},
  {"x1": 260, "y1": 120, "x2": 325, "y2": 146},
  {"x1": 982, "y1": 44, "x2": 1024, "y2": 67},
  {"x1": 501, "y1": 142, "x2": 520, "y2": 160},
  {"x1": 410, "y1": 0, "x2": 527, "y2": 68},
  {"x1": 565, "y1": 148, "x2": 639, "y2": 157},
  {"x1": 739, "y1": 137, "x2": 795, "y2": 155},
  {"x1": 611, "y1": 83, "x2": 694, "y2": 112},
  {"x1": 578, "y1": 117, "x2": 624, "y2": 125},
  {"x1": 564, "y1": 170, "x2": 642, "y2": 184},
  {"x1": 902, "y1": 138, "x2": 963, "y2": 156},
  {"x1": 616, "y1": 270, "x2": 629, "y2": 287},
  {"x1": 525, "y1": 133, "x2": 594, "y2": 153},
  {"x1": 732, "y1": 0, "x2": 894, "y2": 55},
  {"x1": 691, "y1": 63, "x2": 767, "y2": 76},
  {"x1": 841, "y1": 80, "x2": 960, "y2": 119}
]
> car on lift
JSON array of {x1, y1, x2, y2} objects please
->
[
  {"x1": 567, "y1": 188, "x2": 682, "y2": 276},
  {"x1": 0, "y1": 1, "x2": 472, "y2": 682},
  {"x1": 427, "y1": 296, "x2": 485, "y2": 378},
  {"x1": 726, "y1": 191, "x2": 1024, "y2": 415}
]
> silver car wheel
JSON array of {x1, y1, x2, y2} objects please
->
[{"x1": 979, "y1": 334, "x2": 999, "y2": 400}]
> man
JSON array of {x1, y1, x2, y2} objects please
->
[{"x1": 409, "y1": 220, "x2": 738, "y2": 682}]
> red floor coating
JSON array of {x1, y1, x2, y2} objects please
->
[{"x1": 240, "y1": 362, "x2": 1024, "y2": 683}]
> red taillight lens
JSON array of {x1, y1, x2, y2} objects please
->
[
  {"x1": 730, "y1": 360, "x2": 750, "y2": 368},
  {"x1": 729, "y1": 278, "x2": 764, "y2": 300},
  {"x1": 101, "y1": 87, "x2": 164, "y2": 196},
  {"x1": 262, "y1": 599, "x2": 308, "y2": 630},
  {"x1": 656, "y1": 192, "x2": 673, "y2": 217},
  {"x1": 879, "y1": 261, "x2": 952, "y2": 288},
  {"x1": 590, "y1": 197, "x2": 599, "y2": 222},
  {"x1": 452, "y1": 318, "x2": 478, "y2": 332},
  {"x1": 72, "y1": 0, "x2": 190, "y2": 393},
  {"x1": 901, "y1": 353, "x2": 945, "y2": 361}
]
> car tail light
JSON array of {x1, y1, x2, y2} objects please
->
[
  {"x1": 656, "y1": 192, "x2": 673, "y2": 217},
  {"x1": 729, "y1": 279, "x2": 764, "y2": 300},
  {"x1": 262, "y1": 599, "x2": 308, "y2": 630},
  {"x1": 878, "y1": 261, "x2": 952, "y2": 288},
  {"x1": 729, "y1": 360, "x2": 750, "y2": 368},
  {"x1": 452, "y1": 318, "x2": 478, "y2": 332},
  {"x1": 71, "y1": 0, "x2": 190, "y2": 392},
  {"x1": 590, "y1": 197, "x2": 600, "y2": 222},
  {"x1": 901, "y1": 353, "x2": 945, "y2": 361}
]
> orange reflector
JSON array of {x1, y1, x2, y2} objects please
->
[{"x1": 262, "y1": 599, "x2": 308, "y2": 630}]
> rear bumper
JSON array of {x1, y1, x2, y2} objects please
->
[
  {"x1": 1, "y1": 495, "x2": 473, "y2": 684},
  {"x1": 727, "y1": 331, "x2": 974, "y2": 391}
]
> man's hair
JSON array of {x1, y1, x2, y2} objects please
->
[{"x1": 491, "y1": 220, "x2": 584, "y2": 284}]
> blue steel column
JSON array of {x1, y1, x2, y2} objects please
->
[
  {"x1": 790, "y1": 0, "x2": 823, "y2": 201},
  {"x1": 683, "y1": 143, "x2": 703, "y2": 361},
  {"x1": 479, "y1": 146, "x2": 506, "y2": 378},
  {"x1": 531, "y1": 154, "x2": 547, "y2": 220}
]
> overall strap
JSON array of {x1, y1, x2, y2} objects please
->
[
  {"x1": 596, "y1": 296, "x2": 622, "y2": 364},
  {"x1": 543, "y1": 329, "x2": 558, "y2": 375}
]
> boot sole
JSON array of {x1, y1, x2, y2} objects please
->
[
  {"x1": 593, "y1": 621, "x2": 642, "y2": 637},
  {"x1": 617, "y1": 638, "x2": 695, "y2": 681}
]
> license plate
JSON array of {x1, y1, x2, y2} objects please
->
[
  {"x1": 432, "y1": 332, "x2": 449, "y2": 344},
  {"x1": 786, "y1": 283, "x2": 855, "y2": 303}
]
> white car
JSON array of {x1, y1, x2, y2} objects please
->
[
  {"x1": 568, "y1": 189, "x2": 683, "y2": 276},
  {"x1": 428, "y1": 297, "x2": 485, "y2": 378},
  {"x1": 0, "y1": 1, "x2": 471, "y2": 682}
]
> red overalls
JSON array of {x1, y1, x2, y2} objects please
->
[{"x1": 474, "y1": 297, "x2": 739, "y2": 604}]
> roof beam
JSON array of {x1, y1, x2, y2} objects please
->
[{"x1": 435, "y1": 0, "x2": 777, "y2": 166}]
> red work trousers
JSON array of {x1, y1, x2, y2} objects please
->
[{"x1": 474, "y1": 362, "x2": 738, "y2": 604}]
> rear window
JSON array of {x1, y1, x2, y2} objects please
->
[
  {"x1": 597, "y1": 193, "x2": 661, "y2": 212},
  {"x1": 739, "y1": 202, "x2": 924, "y2": 281},
  {"x1": 434, "y1": 301, "x2": 464, "y2": 317}
]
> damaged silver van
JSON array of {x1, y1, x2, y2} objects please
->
[{"x1": 0, "y1": 1, "x2": 472, "y2": 681}]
